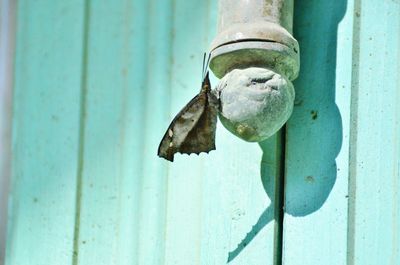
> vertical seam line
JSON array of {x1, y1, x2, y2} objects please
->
[
  {"x1": 347, "y1": 0, "x2": 362, "y2": 264},
  {"x1": 162, "y1": 0, "x2": 174, "y2": 263},
  {"x1": 72, "y1": 0, "x2": 90, "y2": 264},
  {"x1": 275, "y1": 126, "x2": 286, "y2": 265}
]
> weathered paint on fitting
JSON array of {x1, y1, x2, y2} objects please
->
[
  {"x1": 215, "y1": 68, "x2": 294, "y2": 142},
  {"x1": 209, "y1": 0, "x2": 299, "y2": 142},
  {"x1": 209, "y1": 0, "x2": 299, "y2": 80}
]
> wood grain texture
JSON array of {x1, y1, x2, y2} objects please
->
[
  {"x1": 164, "y1": 1, "x2": 216, "y2": 263},
  {"x1": 164, "y1": 1, "x2": 283, "y2": 264},
  {"x1": 0, "y1": 0, "x2": 15, "y2": 262},
  {"x1": 6, "y1": 0, "x2": 283, "y2": 264},
  {"x1": 10, "y1": 0, "x2": 400, "y2": 264},
  {"x1": 72, "y1": 1, "x2": 152, "y2": 264},
  {"x1": 347, "y1": 0, "x2": 400, "y2": 264},
  {"x1": 5, "y1": 1, "x2": 86, "y2": 264},
  {"x1": 282, "y1": 1, "x2": 351, "y2": 264},
  {"x1": 283, "y1": 0, "x2": 400, "y2": 264}
]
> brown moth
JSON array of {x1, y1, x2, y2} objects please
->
[{"x1": 158, "y1": 56, "x2": 218, "y2": 162}]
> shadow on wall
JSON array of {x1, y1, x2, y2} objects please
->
[
  {"x1": 284, "y1": 0, "x2": 347, "y2": 217},
  {"x1": 227, "y1": 0, "x2": 348, "y2": 262}
]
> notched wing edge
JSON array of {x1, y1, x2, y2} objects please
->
[
  {"x1": 157, "y1": 93, "x2": 205, "y2": 162},
  {"x1": 157, "y1": 70, "x2": 217, "y2": 162}
]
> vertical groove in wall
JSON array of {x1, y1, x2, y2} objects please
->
[
  {"x1": 347, "y1": 0, "x2": 361, "y2": 264},
  {"x1": 275, "y1": 128, "x2": 285, "y2": 265},
  {"x1": 162, "y1": 0, "x2": 175, "y2": 262},
  {"x1": 392, "y1": 17, "x2": 400, "y2": 263},
  {"x1": 137, "y1": 0, "x2": 172, "y2": 263},
  {"x1": 393, "y1": 13, "x2": 400, "y2": 262},
  {"x1": 0, "y1": 0, "x2": 16, "y2": 263},
  {"x1": 72, "y1": 0, "x2": 90, "y2": 264},
  {"x1": 132, "y1": 0, "x2": 151, "y2": 262},
  {"x1": 128, "y1": 0, "x2": 150, "y2": 263},
  {"x1": 162, "y1": 0, "x2": 174, "y2": 261}
]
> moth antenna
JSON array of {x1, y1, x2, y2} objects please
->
[
  {"x1": 205, "y1": 53, "x2": 211, "y2": 70},
  {"x1": 203, "y1": 53, "x2": 211, "y2": 79},
  {"x1": 202, "y1": 52, "x2": 207, "y2": 80}
]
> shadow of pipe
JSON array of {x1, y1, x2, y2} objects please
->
[
  {"x1": 227, "y1": 205, "x2": 274, "y2": 263},
  {"x1": 284, "y1": 0, "x2": 346, "y2": 217},
  {"x1": 227, "y1": 0, "x2": 347, "y2": 262},
  {"x1": 227, "y1": 136, "x2": 281, "y2": 263}
]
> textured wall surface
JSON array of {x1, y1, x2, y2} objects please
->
[
  {"x1": 5, "y1": 1, "x2": 282, "y2": 265},
  {"x1": 0, "y1": 0, "x2": 15, "y2": 262},
  {"x1": 283, "y1": 1, "x2": 400, "y2": 264},
  {"x1": 4, "y1": 0, "x2": 400, "y2": 265}
]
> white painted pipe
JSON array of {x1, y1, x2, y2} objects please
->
[{"x1": 210, "y1": 0, "x2": 299, "y2": 142}]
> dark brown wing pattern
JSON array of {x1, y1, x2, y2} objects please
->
[{"x1": 157, "y1": 72, "x2": 218, "y2": 162}]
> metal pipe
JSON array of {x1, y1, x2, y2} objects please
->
[
  {"x1": 209, "y1": 0, "x2": 299, "y2": 142},
  {"x1": 216, "y1": 0, "x2": 294, "y2": 34},
  {"x1": 210, "y1": 0, "x2": 299, "y2": 80}
]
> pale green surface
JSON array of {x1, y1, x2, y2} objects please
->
[
  {"x1": 283, "y1": 1, "x2": 350, "y2": 264},
  {"x1": 6, "y1": 1, "x2": 282, "y2": 264},
  {"x1": 0, "y1": 0, "x2": 15, "y2": 261},
  {"x1": 283, "y1": 0, "x2": 400, "y2": 265},
  {"x1": 76, "y1": 1, "x2": 152, "y2": 264},
  {"x1": 347, "y1": 0, "x2": 400, "y2": 264},
  {"x1": 6, "y1": 1, "x2": 85, "y2": 264},
  {"x1": 6, "y1": 0, "x2": 400, "y2": 265}
]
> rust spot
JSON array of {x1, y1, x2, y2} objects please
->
[
  {"x1": 311, "y1": 110, "x2": 318, "y2": 120},
  {"x1": 305, "y1": 176, "x2": 315, "y2": 183}
]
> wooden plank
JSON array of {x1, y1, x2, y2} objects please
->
[
  {"x1": 73, "y1": 0, "x2": 171, "y2": 265},
  {"x1": 76, "y1": 0, "x2": 282, "y2": 264},
  {"x1": 163, "y1": 0, "x2": 216, "y2": 264},
  {"x1": 200, "y1": 134, "x2": 283, "y2": 265},
  {"x1": 6, "y1": 1, "x2": 283, "y2": 264},
  {"x1": 282, "y1": 1, "x2": 353, "y2": 264},
  {"x1": 5, "y1": 1, "x2": 85, "y2": 265},
  {"x1": 284, "y1": 1, "x2": 400, "y2": 264},
  {"x1": 164, "y1": 1, "x2": 282, "y2": 264},
  {"x1": 347, "y1": 0, "x2": 400, "y2": 264},
  {"x1": 136, "y1": 1, "x2": 172, "y2": 263},
  {"x1": 0, "y1": 0, "x2": 15, "y2": 262}
]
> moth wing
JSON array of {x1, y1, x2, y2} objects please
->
[
  {"x1": 157, "y1": 93, "x2": 207, "y2": 162},
  {"x1": 178, "y1": 90, "x2": 218, "y2": 155}
]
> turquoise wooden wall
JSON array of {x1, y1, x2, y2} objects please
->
[
  {"x1": 4, "y1": 0, "x2": 400, "y2": 265},
  {"x1": 0, "y1": 0, "x2": 15, "y2": 261}
]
